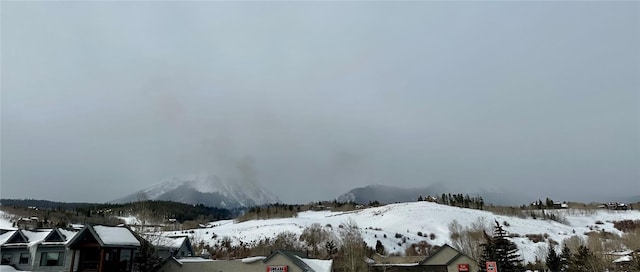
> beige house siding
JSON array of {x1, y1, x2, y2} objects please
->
[
  {"x1": 445, "y1": 255, "x2": 479, "y2": 272},
  {"x1": 422, "y1": 246, "x2": 459, "y2": 265},
  {"x1": 209, "y1": 259, "x2": 264, "y2": 272},
  {"x1": 157, "y1": 260, "x2": 219, "y2": 272},
  {"x1": 31, "y1": 247, "x2": 73, "y2": 272},
  {"x1": 158, "y1": 257, "x2": 303, "y2": 272},
  {"x1": 265, "y1": 254, "x2": 305, "y2": 272}
]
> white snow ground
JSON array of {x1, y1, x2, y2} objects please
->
[
  {"x1": 2, "y1": 201, "x2": 638, "y2": 264},
  {"x1": 160, "y1": 201, "x2": 640, "y2": 263},
  {"x1": 0, "y1": 211, "x2": 16, "y2": 230}
]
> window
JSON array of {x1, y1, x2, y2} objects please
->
[
  {"x1": 19, "y1": 253, "x2": 29, "y2": 264},
  {"x1": 1, "y1": 253, "x2": 12, "y2": 265},
  {"x1": 119, "y1": 249, "x2": 132, "y2": 271},
  {"x1": 40, "y1": 252, "x2": 64, "y2": 266},
  {"x1": 80, "y1": 248, "x2": 99, "y2": 270}
]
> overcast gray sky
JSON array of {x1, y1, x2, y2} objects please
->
[{"x1": 1, "y1": 1, "x2": 638, "y2": 204}]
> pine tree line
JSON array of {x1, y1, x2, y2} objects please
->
[{"x1": 437, "y1": 193, "x2": 485, "y2": 210}]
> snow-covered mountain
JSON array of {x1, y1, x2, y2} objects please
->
[
  {"x1": 113, "y1": 175, "x2": 280, "y2": 208},
  {"x1": 337, "y1": 183, "x2": 534, "y2": 206},
  {"x1": 160, "y1": 201, "x2": 640, "y2": 264}
]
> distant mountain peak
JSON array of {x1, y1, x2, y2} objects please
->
[
  {"x1": 337, "y1": 183, "x2": 532, "y2": 206},
  {"x1": 113, "y1": 174, "x2": 280, "y2": 208}
]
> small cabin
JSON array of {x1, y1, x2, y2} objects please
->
[{"x1": 67, "y1": 225, "x2": 141, "y2": 272}]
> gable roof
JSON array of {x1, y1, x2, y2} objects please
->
[
  {"x1": 147, "y1": 235, "x2": 191, "y2": 251},
  {"x1": 420, "y1": 244, "x2": 476, "y2": 266},
  {"x1": 68, "y1": 225, "x2": 141, "y2": 249},
  {"x1": 1, "y1": 228, "x2": 75, "y2": 248},
  {"x1": 264, "y1": 250, "x2": 315, "y2": 272},
  {"x1": 295, "y1": 256, "x2": 332, "y2": 272},
  {"x1": 0, "y1": 230, "x2": 29, "y2": 246},
  {"x1": 43, "y1": 228, "x2": 65, "y2": 242},
  {"x1": 262, "y1": 250, "x2": 332, "y2": 272},
  {"x1": 3, "y1": 230, "x2": 29, "y2": 245}
]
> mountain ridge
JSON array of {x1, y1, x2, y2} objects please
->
[
  {"x1": 112, "y1": 174, "x2": 280, "y2": 208},
  {"x1": 337, "y1": 183, "x2": 533, "y2": 206}
]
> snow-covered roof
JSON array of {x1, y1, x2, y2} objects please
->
[
  {"x1": 22, "y1": 230, "x2": 49, "y2": 246},
  {"x1": 147, "y1": 235, "x2": 188, "y2": 249},
  {"x1": 93, "y1": 226, "x2": 140, "y2": 246},
  {"x1": 0, "y1": 231, "x2": 16, "y2": 245},
  {"x1": 0, "y1": 229, "x2": 74, "y2": 248},
  {"x1": 296, "y1": 256, "x2": 333, "y2": 272},
  {"x1": 609, "y1": 250, "x2": 634, "y2": 256},
  {"x1": 175, "y1": 257, "x2": 215, "y2": 264},
  {"x1": 369, "y1": 263, "x2": 420, "y2": 267},
  {"x1": 614, "y1": 256, "x2": 632, "y2": 263},
  {"x1": 241, "y1": 256, "x2": 266, "y2": 263}
]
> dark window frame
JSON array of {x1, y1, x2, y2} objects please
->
[
  {"x1": 39, "y1": 252, "x2": 64, "y2": 266},
  {"x1": 19, "y1": 252, "x2": 29, "y2": 264},
  {"x1": 1, "y1": 253, "x2": 12, "y2": 265}
]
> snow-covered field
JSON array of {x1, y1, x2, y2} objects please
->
[
  {"x1": 159, "y1": 202, "x2": 640, "y2": 263},
  {"x1": 0, "y1": 210, "x2": 17, "y2": 230},
  {"x1": 2, "y1": 201, "x2": 638, "y2": 264}
]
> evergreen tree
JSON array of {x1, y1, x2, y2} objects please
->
[
  {"x1": 375, "y1": 240, "x2": 385, "y2": 255},
  {"x1": 325, "y1": 240, "x2": 338, "y2": 259},
  {"x1": 479, "y1": 231, "x2": 496, "y2": 272},
  {"x1": 546, "y1": 244, "x2": 561, "y2": 272},
  {"x1": 479, "y1": 220, "x2": 523, "y2": 272},
  {"x1": 569, "y1": 245, "x2": 600, "y2": 272},
  {"x1": 546, "y1": 198, "x2": 554, "y2": 209},
  {"x1": 559, "y1": 243, "x2": 571, "y2": 272},
  {"x1": 133, "y1": 241, "x2": 161, "y2": 272}
]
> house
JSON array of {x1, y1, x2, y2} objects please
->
[
  {"x1": 16, "y1": 217, "x2": 39, "y2": 230},
  {"x1": 146, "y1": 235, "x2": 194, "y2": 260},
  {"x1": 157, "y1": 249, "x2": 333, "y2": 272},
  {"x1": 552, "y1": 202, "x2": 569, "y2": 209},
  {"x1": 67, "y1": 225, "x2": 141, "y2": 272},
  {"x1": 367, "y1": 255, "x2": 425, "y2": 272},
  {"x1": 367, "y1": 244, "x2": 478, "y2": 272},
  {"x1": 0, "y1": 230, "x2": 32, "y2": 269},
  {"x1": 608, "y1": 250, "x2": 637, "y2": 272},
  {"x1": 0, "y1": 228, "x2": 76, "y2": 271},
  {"x1": 420, "y1": 244, "x2": 479, "y2": 272}
]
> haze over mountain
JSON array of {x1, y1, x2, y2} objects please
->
[
  {"x1": 337, "y1": 183, "x2": 535, "y2": 206},
  {"x1": 113, "y1": 174, "x2": 280, "y2": 209}
]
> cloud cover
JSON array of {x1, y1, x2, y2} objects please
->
[{"x1": 2, "y1": 2, "x2": 638, "y2": 203}]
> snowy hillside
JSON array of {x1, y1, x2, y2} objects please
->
[
  {"x1": 0, "y1": 211, "x2": 16, "y2": 230},
  {"x1": 164, "y1": 201, "x2": 640, "y2": 263},
  {"x1": 2, "y1": 201, "x2": 637, "y2": 264},
  {"x1": 337, "y1": 184, "x2": 533, "y2": 206},
  {"x1": 113, "y1": 174, "x2": 280, "y2": 208}
]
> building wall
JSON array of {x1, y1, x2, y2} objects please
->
[
  {"x1": 156, "y1": 242, "x2": 192, "y2": 260},
  {"x1": 1, "y1": 247, "x2": 30, "y2": 271},
  {"x1": 422, "y1": 247, "x2": 459, "y2": 265},
  {"x1": 264, "y1": 254, "x2": 304, "y2": 272},
  {"x1": 158, "y1": 254, "x2": 314, "y2": 272},
  {"x1": 368, "y1": 265, "x2": 428, "y2": 272},
  {"x1": 31, "y1": 246, "x2": 73, "y2": 272},
  {"x1": 445, "y1": 255, "x2": 479, "y2": 272},
  {"x1": 158, "y1": 259, "x2": 265, "y2": 272},
  {"x1": 210, "y1": 259, "x2": 264, "y2": 272}
]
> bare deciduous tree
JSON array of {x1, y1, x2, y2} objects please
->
[
  {"x1": 300, "y1": 223, "x2": 330, "y2": 258},
  {"x1": 449, "y1": 218, "x2": 489, "y2": 261},
  {"x1": 273, "y1": 231, "x2": 300, "y2": 250},
  {"x1": 339, "y1": 218, "x2": 367, "y2": 272}
]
